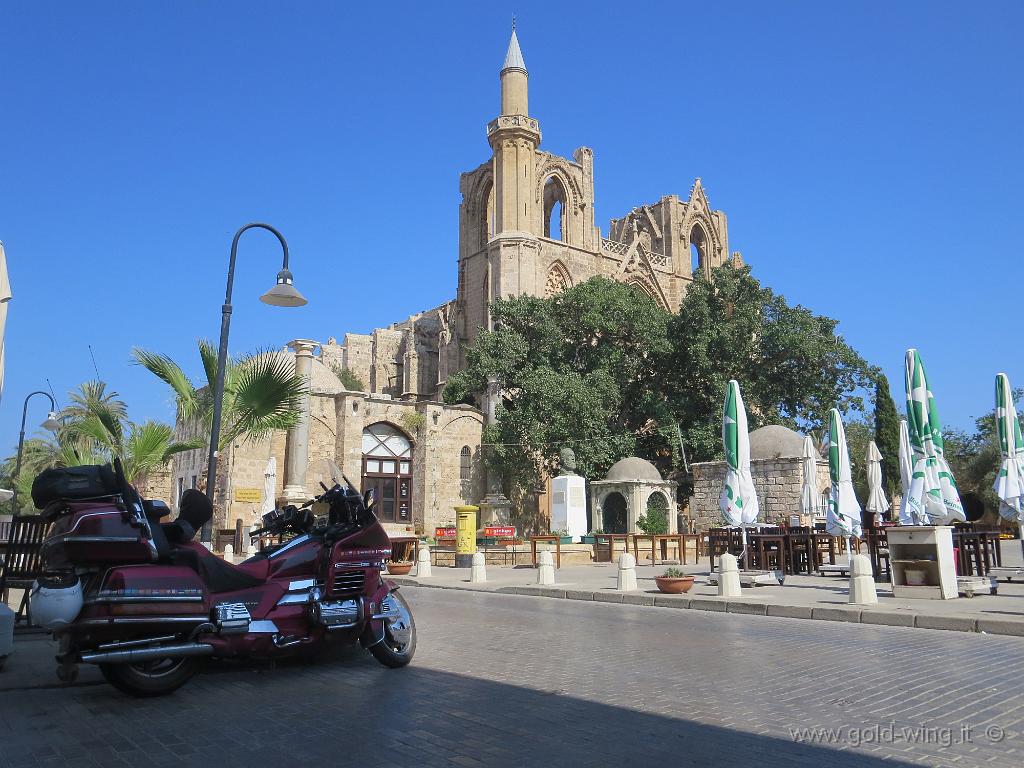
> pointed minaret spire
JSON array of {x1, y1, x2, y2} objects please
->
[{"x1": 503, "y1": 26, "x2": 526, "y2": 73}]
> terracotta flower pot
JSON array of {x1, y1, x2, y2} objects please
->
[
  {"x1": 654, "y1": 575, "x2": 695, "y2": 594},
  {"x1": 387, "y1": 562, "x2": 414, "y2": 576}
]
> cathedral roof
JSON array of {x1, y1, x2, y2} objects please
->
[{"x1": 502, "y1": 29, "x2": 526, "y2": 73}]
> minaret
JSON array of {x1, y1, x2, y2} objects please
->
[{"x1": 487, "y1": 25, "x2": 541, "y2": 235}]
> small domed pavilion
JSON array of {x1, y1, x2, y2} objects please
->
[{"x1": 589, "y1": 457, "x2": 678, "y2": 534}]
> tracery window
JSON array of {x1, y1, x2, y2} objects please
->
[
  {"x1": 545, "y1": 262, "x2": 571, "y2": 297},
  {"x1": 361, "y1": 423, "x2": 413, "y2": 524}
]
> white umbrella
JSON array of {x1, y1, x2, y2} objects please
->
[
  {"x1": 826, "y1": 408, "x2": 862, "y2": 560},
  {"x1": 800, "y1": 436, "x2": 818, "y2": 521},
  {"x1": 0, "y1": 240, "x2": 11, "y2": 405},
  {"x1": 261, "y1": 456, "x2": 277, "y2": 518},
  {"x1": 897, "y1": 419, "x2": 921, "y2": 525},
  {"x1": 865, "y1": 440, "x2": 890, "y2": 524},
  {"x1": 720, "y1": 380, "x2": 759, "y2": 564}
]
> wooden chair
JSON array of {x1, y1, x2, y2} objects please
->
[
  {"x1": 787, "y1": 526, "x2": 813, "y2": 575},
  {"x1": 865, "y1": 526, "x2": 891, "y2": 583},
  {"x1": 0, "y1": 515, "x2": 49, "y2": 625},
  {"x1": 706, "y1": 528, "x2": 732, "y2": 572}
]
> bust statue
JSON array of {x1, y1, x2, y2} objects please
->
[{"x1": 558, "y1": 447, "x2": 578, "y2": 476}]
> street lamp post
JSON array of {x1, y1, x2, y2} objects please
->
[
  {"x1": 11, "y1": 390, "x2": 61, "y2": 513},
  {"x1": 204, "y1": 223, "x2": 307, "y2": 541}
]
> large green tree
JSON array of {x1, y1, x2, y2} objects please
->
[
  {"x1": 444, "y1": 278, "x2": 674, "y2": 492},
  {"x1": 873, "y1": 373, "x2": 901, "y2": 498},
  {"x1": 663, "y1": 263, "x2": 875, "y2": 462}
]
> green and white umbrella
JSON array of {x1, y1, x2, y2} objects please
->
[
  {"x1": 897, "y1": 419, "x2": 923, "y2": 525},
  {"x1": 826, "y1": 409, "x2": 862, "y2": 553},
  {"x1": 904, "y1": 349, "x2": 965, "y2": 525},
  {"x1": 865, "y1": 440, "x2": 890, "y2": 524},
  {"x1": 720, "y1": 380, "x2": 759, "y2": 561},
  {"x1": 994, "y1": 372, "x2": 1024, "y2": 527}
]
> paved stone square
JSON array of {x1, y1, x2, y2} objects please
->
[{"x1": 1, "y1": 586, "x2": 1022, "y2": 767}]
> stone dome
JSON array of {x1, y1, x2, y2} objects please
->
[
  {"x1": 748, "y1": 425, "x2": 818, "y2": 461},
  {"x1": 255, "y1": 351, "x2": 346, "y2": 396},
  {"x1": 605, "y1": 457, "x2": 663, "y2": 482}
]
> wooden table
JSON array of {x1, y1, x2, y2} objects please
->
[
  {"x1": 530, "y1": 535, "x2": 562, "y2": 569},
  {"x1": 632, "y1": 534, "x2": 685, "y2": 566}
]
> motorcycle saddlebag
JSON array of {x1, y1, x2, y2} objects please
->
[
  {"x1": 32, "y1": 465, "x2": 119, "y2": 509},
  {"x1": 41, "y1": 501, "x2": 157, "y2": 568}
]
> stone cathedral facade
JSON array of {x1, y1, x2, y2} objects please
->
[{"x1": 172, "y1": 29, "x2": 745, "y2": 538}]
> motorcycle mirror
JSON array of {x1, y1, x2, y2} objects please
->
[{"x1": 363, "y1": 488, "x2": 376, "y2": 511}]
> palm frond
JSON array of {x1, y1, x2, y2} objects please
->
[
  {"x1": 198, "y1": 339, "x2": 222, "y2": 391},
  {"x1": 132, "y1": 347, "x2": 200, "y2": 421},
  {"x1": 220, "y1": 351, "x2": 305, "y2": 447}
]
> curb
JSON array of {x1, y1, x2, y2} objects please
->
[{"x1": 390, "y1": 577, "x2": 1024, "y2": 638}]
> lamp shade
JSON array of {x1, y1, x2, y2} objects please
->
[
  {"x1": 42, "y1": 411, "x2": 61, "y2": 431},
  {"x1": 260, "y1": 269, "x2": 307, "y2": 307}
]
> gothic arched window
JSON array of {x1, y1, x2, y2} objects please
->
[
  {"x1": 459, "y1": 446, "x2": 471, "y2": 480},
  {"x1": 545, "y1": 261, "x2": 571, "y2": 297},
  {"x1": 690, "y1": 224, "x2": 709, "y2": 277},
  {"x1": 543, "y1": 175, "x2": 567, "y2": 241}
]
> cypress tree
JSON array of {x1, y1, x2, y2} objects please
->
[{"x1": 874, "y1": 373, "x2": 901, "y2": 498}]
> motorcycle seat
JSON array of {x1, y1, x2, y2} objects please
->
[{"x1": 173, "y1": 542, "x2": 266, "y2": 594}]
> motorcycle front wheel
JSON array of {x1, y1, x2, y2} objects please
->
[
  {"x1": 368, "y1": 591, "x2": 416, "y2": 668},
  {"x1": 99, "y1": 657, "x2": 202, "y2": 697}
]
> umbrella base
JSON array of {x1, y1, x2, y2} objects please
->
[
  {"x1": 708, "y1": 569, "x2": 783, "y2": 587},
  {"x1": 957, "y1": 575, "x2": 998, "y2": 598},
  {"x1": 818, "y1": 563, "x2": 852, "y2": 577}
]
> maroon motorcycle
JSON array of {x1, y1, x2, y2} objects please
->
[{"x1": 29, "y1": 459, "x2": 415, "y2": 696}]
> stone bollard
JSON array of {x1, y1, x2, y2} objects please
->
[
  {"x1": 848, "y1": 554, "x2": 878, "y2": 605},
  {"x1": 415, "y1": 546, "x2": 432, "y2": 578},
  {"x1": 224, "y1": 544, "x2": 234, "y2": 561},
  {"x1": 717, "y1": 552, "x2": 742, "y2": 597},
  {"x1": 537, "y1": 550, "x2": 555, "y2": 585},
  {"x1": 617, "y1": 552, "x2": 638, "y2": 591},
  {"x1": 470, "y1": 552, "x2": 487, "y2": 583}
]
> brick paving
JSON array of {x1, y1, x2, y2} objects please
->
[{"x1": 1, "y1": 587, "x2": 1022, "y2": 767}]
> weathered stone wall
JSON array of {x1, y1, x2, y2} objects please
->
[{"x1": 690, "y1": 458, "x2": 830, "y2": 530}]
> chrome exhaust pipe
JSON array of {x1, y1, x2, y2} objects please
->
[{"x1": 80, "y1": 642, "x2": 215, "y2": 665}]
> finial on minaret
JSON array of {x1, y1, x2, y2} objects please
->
[{"x1": 502, "y1": 20, "x2": 526, "y2": 73}]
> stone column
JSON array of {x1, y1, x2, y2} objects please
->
[{"x1": 282, "y1": 339, "x2": 318, "y2": 504}]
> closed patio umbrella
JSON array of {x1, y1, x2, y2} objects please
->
[
  {"x1": 800, "y1": 436, "x2": 817, "y2": 521},
  {"x1": 904, "y1": 349, "x2": 965, "y2": 525},
  {"x1": 865, "y1": 441, "x2": 890, "y2": 525},
  {"x1": 720, "y1": 380, "x2": 759, "y2": 563},
  {"x1": 897, "y1": 419, "x2": 922, "y2": 525},
  {"x1": 261, "y1": 456, "x2": 277, "y2": 518},
  {"x1": 826, "y1": 408, "x2": 862, "y2": 560},
  {"x1": 993, "y1": 373, "x2": 1024, "y2": 559},
  {"x1": 0, "y1": 240, "x2": 11, "y2": 406}
]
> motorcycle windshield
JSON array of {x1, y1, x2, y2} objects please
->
[{"x1": 318, "y1": 459, "x2": 357, "y2": 494}]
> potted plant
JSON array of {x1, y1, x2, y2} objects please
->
[
  {"x1": 580, "y1": 529, "x2": 602, "y2": 545},
  {"x1": 654, "y1": 567, "x2": 695, "y2": 594},
  {"x1": 552, "y1": 528, "x2": 573, "y2": 544},
  {"x1": 386, "y1": 539, "x2": 416, "y2": 576}
]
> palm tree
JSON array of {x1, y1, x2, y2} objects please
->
[{"x1": 132, "y1": 340, "x2": 306, "y2": 450}]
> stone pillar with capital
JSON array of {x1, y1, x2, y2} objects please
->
[
  {"x1": 478, "y1": 374, "x2": 512, "y2": 528},
  {"x1": 282, "y1": 339, "x2": 318, "y2": 504}
]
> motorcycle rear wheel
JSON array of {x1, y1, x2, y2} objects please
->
[
  {"x1": 99, "y1": 657, "x2": 202, "y2": 697},
  {"x1": 368, "y1": 591, "x2": 416, "y2": 668}
]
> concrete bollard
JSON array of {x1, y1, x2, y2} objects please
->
[
  {"x1": 617, "y1": 552, "x2": 638, "y2": 591},
  {"x1": 224, "y1": 543, "x2": 234, "y2": 561},
  {"x1": 848, "y1": 554, "x2": 878, "y2": 605},
  {"x1": 470, "y1": 551, "x2": 487, "y2": 583},
  {"x1": 537, "y1": 550, "x2": 555, "y2": 585},
  {"x1": 415, "y1": 546, "x2": 432, "y2": 578},
  {"x1": 717, "y1": 552, "x2": 742, "y2": 597}
]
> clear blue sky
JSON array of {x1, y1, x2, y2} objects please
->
[{"x1": 1, "y1": 1, "x2": 1021, "y2": 450}]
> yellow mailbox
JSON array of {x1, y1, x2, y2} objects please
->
[{"x1": 454, "y1": 505, "x2": 479, "y2": 568}]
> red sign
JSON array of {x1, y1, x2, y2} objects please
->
[
  {"x1": 484, "y1": 526, "x2": 516, "y2": 539},
  {"x1": 434, "y1": 527, "x2": 457, "y2": 539}
]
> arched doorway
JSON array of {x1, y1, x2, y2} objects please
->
[
  {"x1": 361, "y1": 422, "x2": 413, "y2": 524},
  {"x1": 603, "y1": 492, "x2": 627, "y2": 534},
  {"x1": 644, "y1": 491, "x2": 670, "y2": 534}
]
